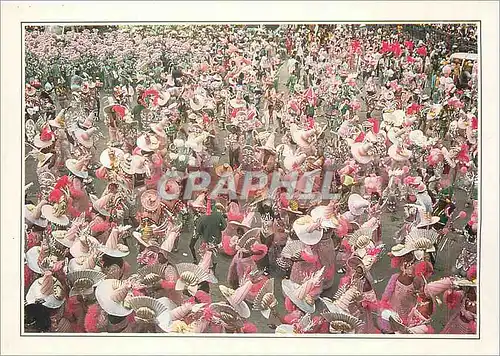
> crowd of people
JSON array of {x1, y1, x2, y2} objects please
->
[{"x1": 24, "y1": 24, "x2": 478, "y2": 334}]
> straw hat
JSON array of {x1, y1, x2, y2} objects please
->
[
  {"x1": 100, "y1": 148, "x2": 124, "y2": 169},
  {"x1": 25, "y1": 200, "x2": 48, "y2": 228},
  {"x1": 350, "y1": 142, "x2": 375, "y2": 164},
  {"x1": 281, "y1": 267, "x2": 325, "y2": 313},
  {"x1": 68, "y1": 252, "x2": 102, "y2": 273},
  {"x1": 219, "y1": 281, "x2": 253, "y2": 318},
  {"x1": 95, "y1": 279, "x2": 133, "y2": 317},
  {"x1": 26, "y1": 271, "x2": 65, "y2": 309},
  {"x1": 137, "y1": 134, "x2": 160, "y2": 152},
  {"x1": 292, "y1": 215, "x2": 323, "y2": 246},
  {"x1": 322, "y1": 311, "x2": 364, "y2": 334},
  {"x1": 174, "y1": 263, "x2": 214, "y2": 296},
  {"x1": 65, "y1": 155, "x2": 91, "y2": 179},
  {"x1": 348, "y1": 227, "x2": 376, "y2": 258},
  {"x1": 48, "y1": 109, "x2": 66, "y2": 128},
  {"x1": 347, "y1": 194, "x2": 370, "y2": 216},
  {"x1": 252, "y1": 278, "x2": 276, "y2": 319},
  {"x1": 98, "y1": 227, "x2": 130, "y2": 258},
  {"x1": 416, "y1": 210, "x2": 440, "y2": 228},
  {"x1": 74, "y1": 127, "x2": 98, "y2": 148},
  {"x1": 66, "y1": 270, "x2": 106, "y2": 297},
  {"x1": 215, "y1": 163, "x2": 234, "y2": 177},
  {"x1": 310, "y1": 204, "x2": 339, "y2": 229},
  {"x1": 141, "y1": 190, "x2": 161, "y2": 212},
  {"x1": 391, "y1": 229, "x2": 438, "y2": 260},
  {"x1": 128, "y1": 296, "x2": 172, "y2": 329},
  {"x1": 25, "y1": 244, "x2": 58, "y2": 275}
]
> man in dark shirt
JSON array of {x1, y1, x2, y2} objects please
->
[{"x1": 189, "y1": 199, "x2": 227, "y2": 265}]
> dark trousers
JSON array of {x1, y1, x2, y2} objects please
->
[{"x1": 229, "y1": 148, "x2": 240, "y2": 168}]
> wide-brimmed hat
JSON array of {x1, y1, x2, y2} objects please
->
[
  {"x1": 348, "y1": 194, "x2": 370, "y2": 216},
  {"x1": 128, "y1": 296, "x2": 172, "y2": 329},
  {"x1": 283, "y1": 152, "x2": 307, "y2": 171},
  {"x1": 252, "y1": 278, "x2": 276, "y2": 319},
  {"x1": 382, "y1": 109, "x2": 405, "y2": 127},
  {"x1": 33, "y1": 152, "x2": 53, "y2": 169},
  {"x1": 310, "y1": 203, "x2": 339, "y2": 229},
  {"x1": 65, "y1": 155, "x2": 91, "y2": 179},
  {"x1": 215, "y1": 163, "x2": 234, "y2": 177},
  {"x1": 185, "y1": 132, "x2": 211, "y2": 153},
  {"x1": 219, "y1": 281, "x2": 253, "y2": 318},
  {"x1": 141, "y1": 190, "x2": 161, "y2": 212},
  {"x1": 388, "y1": 143, "x2": 412, "y2": 162},
  {"x1": 25, "y1": 245, "x2": 54, "y2": 275},
  {"x1": 190, "y1": 192, "x2": 207, "y2": 211},
  {"x1": 69, "y1": 230, "x2": 100, "y2": 258},
  {"x1": 391, "y1": 229, "x2": 438, "y2": 260},
  {"x1": 48, "y1": 109, "x2": 66, "y2": 128},
  {"x1": 25, "y1": 271, "x2": 65, "y2": 309},
  {"x1": 150, "y1": 118, "x2": 169, "y2": 138},
  {"x1": 41, "y1": 202, "x2": 69, "y2": 227},
  {"x1": 416, "y1": 209, "x2": 440, "y2": 228},
  {"x1": 292, "y1": 215, "x2": 323, "y2": 246},
  {"x1": 136, "y1": 134, "x2": 160, "y2": 152},
  {"x1": 33, "y1": 128, "x2": 56, "y2": 149},
  {"x1": 174, "y1": 263, "x2": 213, "y2": 296},
  {"x1": 66, "y1": 269, "x2": 106, "y2": 297},
  {"x1": 350, "y1": 142, "x2": 375, "y2": 164},
  {"x1": 98, "y1": 227, "x2": 130, "y2": 258},
  {"x1": 281, "y1": 267, "x2": 324, "y2": 313},
  {"x1": 90, "y1": 193, "x2": 114, "y2": 217},
  {"x1": 132, "y1": 155, "x2": 148, "y2": 174},
  {"x1": 322, "y1": 311, "x2": 364, "y2": 334},
  {"x1": 68, "y1": 251, "x2": 102, "y2": 272},
  {"x1": 229, "y1": 212, "x2": 259, "y2": 231},
  {"x1": 258, "y1": 132, "x2": 276, "y2": 154},
  {"x1": 100, "y1": 148, "x2": 124, "y2": 169},
  {"x1": 51, "y1": 228, "x2": 79, "y2": 249},
  {"x1": 95, "y1": 279, "x2": 133, "y2": 317},
  {"x1": 74, "y1": 127, "x2": 98, "y2": 148},
  {"x1": 25, "y1": 200, "x2": 48, "y2": 228},
  {"x1": 132, "y1": 224, "x2": 157, "y2": 248},
  {"x1": 189, "y1": 95, "x2": 206, "y2": 111},
  {"x1": 290, "y1": 124, "x2": 316, "y2": 148},
  {"x1": 229, "y1": 96, "x2": 247, "y2": 109},
  {"x1": 348, "y1": 227, "x2": 376, "y2": 258}
]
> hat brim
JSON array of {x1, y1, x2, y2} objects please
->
[
  {"x1": 388, "y1": 145, "x2": 412, "y2": 162},
  {"x1": 24, "y1": 205, "x2": 48, "y2": 228},
  {"x1": 65, "y1": 159, "x2": 89, "y2": 179},
  {"x1": 74, "y1": 130, "x2": 94, "y2": 148},
  {"x1": 25, "y1": 246, "x2": 43, "y2": 274},
  {"x1": 350, "y1": 143, "x2": 374, "y2": 165},
  {"x1": 98, "y1": 244, "x2": 130, "y2": 258},
  {"x1": 95, "y1": 279, "x2": 133, "y2": 317},
  {"x1": 100, "y1": 148, "x2": 124, "y2": 168},
  {"x1": 68, "y1": 258, "x2": 102, "y2": 273},
  {"x1": 69, "y1": 240, "x2": 92, "y2": 258},
  {"x1": 229, "y1": 99, "x2": 246, "y2": 108},
  {"x1": 416, "y1": 216, "x2": 440, "y2": 227},
  {"x1": 137, "y1": 136, "x2": 160, "y2": 152},
  {"x1": 281, "y1": 279, "x2": 316, "y2": 314},
  {"x1": 41, "y1": 205, "x2": 69, "y2": 226},
  {"x1": 33, "y1": 135, "x2": 54, "y2": 149},
  {"x1": 310, "y1": 206, "x2": 339, "y2": 229},
  {"x1": 132, "y1": 231, "x2": 153, "y2": 248},
  {"x1": 26, "y1": 277, "x2": 65, "y2": 309},
  {"x1": 52, "y1": 229, "x2": 76, "y2": 248}
]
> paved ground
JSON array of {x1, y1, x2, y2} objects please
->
[{"x1": 24, "y1": 60, "x2": 473, "y2": 333}]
